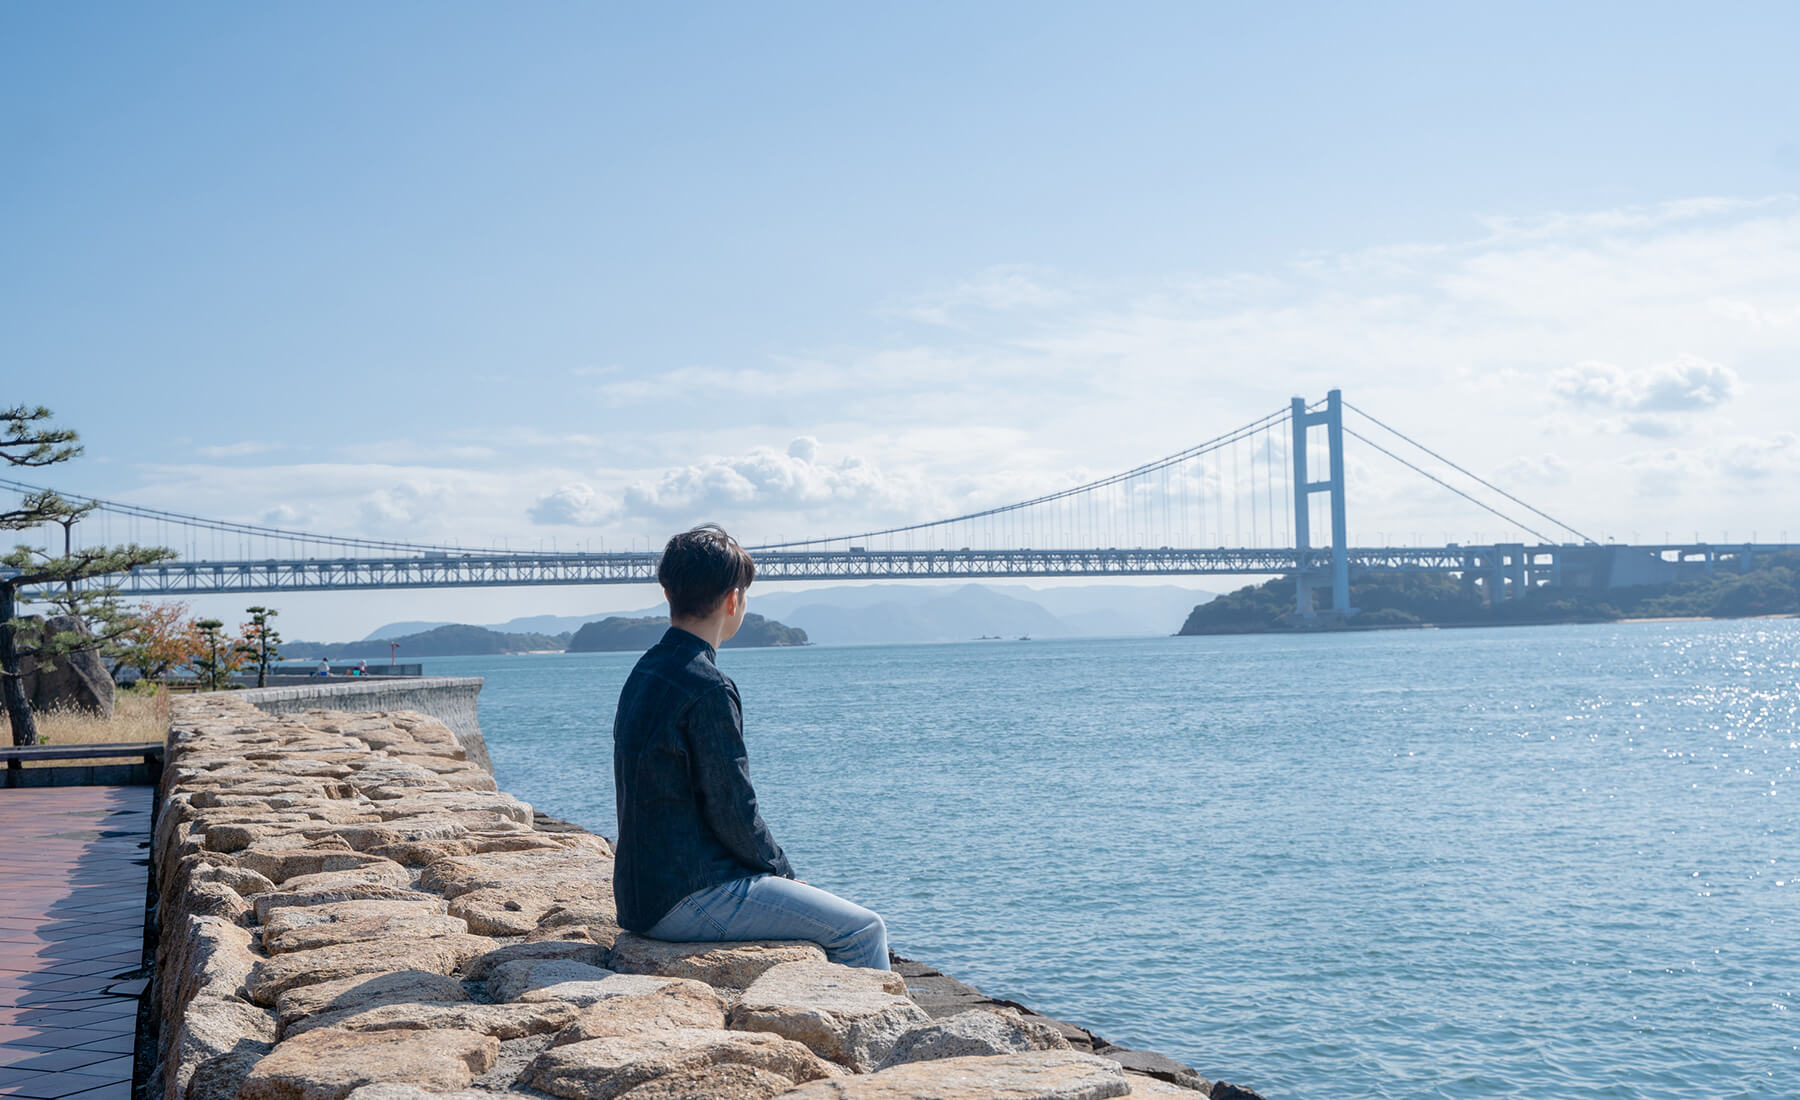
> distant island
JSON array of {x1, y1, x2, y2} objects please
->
[
  {"x1": 290, "y1": 623, "x2": 572, "y2": 658},
  {"x1": 567, "y1": 613, "x2": 808, "y2": 652},
  {"x1": 1179, "y1": 552, "x2": 1800, "y2": 634}
]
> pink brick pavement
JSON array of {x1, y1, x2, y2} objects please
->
[{"x1": 0, "y1": 786, "x2": 151, "y2": 1099}]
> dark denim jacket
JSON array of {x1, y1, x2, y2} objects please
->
[{"x1": 612, "y1": 627, "x2": 794, "y2": 932}]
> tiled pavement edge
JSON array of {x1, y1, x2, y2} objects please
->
[{"x1": 0, "y1": 786, "x2": 152, "y2": 1100}]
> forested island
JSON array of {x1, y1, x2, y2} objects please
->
[
  {"x1": 1180, "y1": 551, "x2": 1800, "y2": 634},
  {"x1": 567, "y1": 613, "x2": 808, "y2": 651},
  {"x1": 291, "y1": 623, "x2": 572, "y2": 658}
]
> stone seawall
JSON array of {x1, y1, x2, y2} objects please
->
[
  {"x1": 152, "y1": 695, "x2": 1229, "y2": 1100},
  {"x1": 231, "y1": 678, "x2": 491, "y2": 773}
]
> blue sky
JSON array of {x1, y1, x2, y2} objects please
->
[{"x1": 4, "y1": 3, "x2": 1798, "y2": 638}]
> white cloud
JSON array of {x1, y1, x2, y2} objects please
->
[
  {"x1": 528, "y1": 483, "x2": 617, "y2": 526},
  {"x1": 195, "y1": 440, "x2": 277, "y2": 458},
  {"x1": 1550, "y1": 356, "x2": 1739, "y2": 414}
]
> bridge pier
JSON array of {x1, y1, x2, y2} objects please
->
[{"x1": 1291, "y1": 390, "x2": 1352, "y2": 620}]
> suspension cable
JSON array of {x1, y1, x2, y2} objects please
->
[
  {"x1": 751, "y1": 406, "x2": 1293, "y2": 550},
  {"x1": 1342, "y1": 401, "x2": 1593, "y2": 544},
  {"x1": 1340, "y1": 426, "x2": 1555, "y2": 543}
]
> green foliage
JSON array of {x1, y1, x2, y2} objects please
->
[
  {"x1": 2, "y1": 407, "x2": 175, "y2": 744},
  {"x1": 1179, "y1": 552, "x2": 1800, "y2": 635},
  {"x1": 190, "y1": 618, "x2": 240, "y2": 691},
  {"x1": 290, "y1": 623, "x2": 573, "y2": 660},
  {"x1": 567, "y1": 612, "x2": 809, "y2": 652},
  {"x1": 236, "y1": 606, "x2": 283, "y2": 688}
]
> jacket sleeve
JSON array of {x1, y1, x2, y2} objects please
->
[{"x1": 686, "y1": 683, "x2": 795, "y2": 879}]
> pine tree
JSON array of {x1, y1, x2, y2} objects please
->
[
  {"x1": 236, "y1": 606, "x2": 283, "y2": 688},
  {"x1": 2, "y1": 406, "x2": 174, "y2": 745}
]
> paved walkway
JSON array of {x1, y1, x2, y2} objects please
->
[{"x1": 0, "y1": 786, "x2": 152, "y2": 1100}]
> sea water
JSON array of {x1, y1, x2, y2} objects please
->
[{"x1": 424, "y1": 620, "x2": 1797, "y2": 1098}]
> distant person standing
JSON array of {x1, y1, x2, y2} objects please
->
[{"x1": 612, "y1": 524, "x2": 889, "y2": 969}]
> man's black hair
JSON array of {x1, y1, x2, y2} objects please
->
[{"x1": 658, "y1": 524, "x2": 756, "y2": 620}]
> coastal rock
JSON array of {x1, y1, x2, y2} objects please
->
[
  {"x1": 160, "y1": 996, "x2": 275, "y2": 1098},
  {"x1": 877, "y1": 1008, "x2": 1071, "y2": 1069},
  {"x1": 1097, "y1": 1048, "x2": 1209, "y2": 1092},
  {"x1": 165, "y1": 915, "x2": 259, "y2": 1020},
  {"x1": 614, "y1": 1063, "x2": 798, "y2": 1099},
  {"x1": 449, "y1": 881, "x2": 614, "y2": 936},
  {"x1": 372, "y1": 832, "x2": 565, "y2": 866},
  {"x1": 1126, "y1": 1074, "x2": 1208, "y2": 1095},
  {"x1": 1208, "y1": 1083, "x2": 1269, "y2": 1100},
  {"x1": 548, "y1": 981, "x2": 726, "y2": 1044},
  {"x1": 606, "y1": 934, "x2": 826, "y2": 990},
  {"x1": 528, "y1": 1028, "x2": 834, "y2": 1100},
  {"x1": 262, "y1": 900, "x2": 467, "y2": 954},
  {"x1": 522, "y1": 972, "x2": 716, "y2": 1010},
  {"x1": 779, "y1": 1051, "x2": 1133, "y2": 1099},
  {"x1": 727, "y1": 961, "x2": 926, "y2": 1072},
  {"x1": 235, "y1": 842, "x2": 409, "y2": 886},
  {"x1": 18, "y1": 615, "x2": 113, "y2": 717},
  {"x1": 487, "y1": 958, "x2": 617, "y2": 1002},
  {"x1": 183, "y1": 879, "x2": 254, "y2": 923},
  {"x1": 419, "y1": 848, "x2": 614, "y2": 898},
  {"x1": 286, "y1": 1000, "x2": 580, "y2": 1040},
  {"x1": 185, "y1": 1048, "x2": 272, "y2": 1100},
  {"x1": 253, "y1": 883, "x2": 431, "y2": 924},
  {"x1": 275, "y1": 969, "x2": 470, "y2": 1035},
  {"x1": 193, "y1": 861, "x2": 279, "y2": 898},
  {"x1": 462, "y1": 940, "x2": 612, "y2": 983},
  {"x1": 237, "y1": 1026, "x2": 499, "y2": 1100},
  {"x1": 247, "y1": 935, "x2": 493, "y2": 1005}
]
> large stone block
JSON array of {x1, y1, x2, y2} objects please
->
[
  {"x1": 548, "y1": 981, "x2": 726, "y2": 1045},
  {"x1": 449, "y1": 881, "x2": 614, "y2": 936},
  {"x1": 262, "y1": 899, "x2": 467, "y2": 954},
  {"x1": 487, "y1": 959, "x2": 617, "y2": 1002},
  {"x1": 727, "y1": 961, "x2": 926, "y2": 1072},
  {"x1": 419, "y1": 848, "x2": 614, "y2": 898},
  {"x1": 247, "y1": 935, "x2": 494, "y2": 1006},
  {"x1": 779, "y1": 1050, "x2": 1133, "y2": 1099},
  {"x1": 286, "y1": 1000, "x2": 579, "y2": 1041},
  {"x1": 237, "y1": 1026, "x2": 499, "y2": 1100},
  {"x1": 160, "y1": 995, "x2": 276, "y2": 1099},
  {"x1": 877, "y1": 1008, "x2": 1071, "y2": 1069},
  {"x1": 461, "y1": 940, "x2": 611, "y2": 983},
  {"x1": 275, "y1": 969, "x2": 469, "y2": 1035},
  {"x1": 528, "y1": 1028, "x2": 835, "y2": 1100},
  {"x1": 606, "y1": 934, "x2": 826, "y2": 991}
]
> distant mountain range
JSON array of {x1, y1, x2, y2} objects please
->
[{"x1": 360, "y1": 582, "x2": 1216, "y2": 647}]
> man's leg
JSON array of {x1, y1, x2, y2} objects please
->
[{"x1": 646, "y1": 874, "x2": 889, "y2": 970}]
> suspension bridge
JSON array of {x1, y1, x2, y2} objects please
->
[{"x1": 4, "y1": 391, "x2": 1791, "y2": 620}]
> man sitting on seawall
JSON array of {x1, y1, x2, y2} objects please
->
[{"x1": 611, "y1": 523, "x2": 890, "y2": 969}]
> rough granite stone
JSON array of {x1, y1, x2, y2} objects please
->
[
  {"x1": 161, "y1": 996, "x2": 276, "y2": 1098},
  {"x1": 449, "y1": 881, "x2": 614, "y2": 936},
  {"x1": 727, "y1": 961, "x2": 926, "y2": 1071},
  {"x1": 184, "y1": 1046, "x2": 271, "y2": 1100},
  {"x1": 877, "y1": 1008, "x2": 1071, "y2": 1069},
  {"x1": 247, "y1": 934, "x2": 494, "y2": 1005},
  {"x1": 237, "y1": 1025, "x2": 499, "y2": 1100},
  {"x1": 274, "y1": 969, "x2": 471, "y2": 1034},
  {"x1": 548, "y1": 981, "x2": 726, "y2": 1045},
  {"x1": 522, "y1": 972, "x2": 719, "y2": 1011},
  {"x1": 487, "y1": 958, "x2": 618, "y2": 1002},
  {"x1": 1097, "y1": 1048, "x2": 1209, "y2": 1092},
  {"x1": 262, "y1": 902, "x2": 468, "y2": 955},
  {"x1": 285, "y1": 1000, "x2": 580, "y2": 1040},
  {"x1": 606, "y1": 933, "x2": 826, "y2": 990},
  {"x1": 779, "y1": 1050, "x2": 1133, "y2": 1100},
  {"x1": 1125, "y1": 1072, "x2": 1208, "y2": 1095},
  {"x1": 614, "y1": 1063, "x2": 798, "y2": 1099},
  {"x1": 254, "y1": 883, "x2": 433, "y2": 924},
  {"x1": 462, "y1": 939, "x2": 612, "y2": 983},
  {"x1": 419, "y1": 847, "x2": 614, "y2": 898},
  {"x1": 528, "y1": 1027, "x2": 835, "y2": 1100}
]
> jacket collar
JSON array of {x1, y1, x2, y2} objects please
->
[{"x1": 661, "y1": 625, "x2": 717, "y2": 662}]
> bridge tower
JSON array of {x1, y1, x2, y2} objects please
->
[{"x1": 1290, "y1": 389, "x2": 1351, "y2": 619}]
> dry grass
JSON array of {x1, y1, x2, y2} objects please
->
[{"x1": 20, "y1": 687, "x2": 169, "y2": 768}]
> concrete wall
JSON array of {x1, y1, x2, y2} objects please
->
[{"x1": 229, "y1": 676, "x2": 491, "y2": 773}]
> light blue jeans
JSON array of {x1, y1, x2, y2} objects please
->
[{"x1": 646, "y1": 874, "x2": 890, "y2": 971}]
